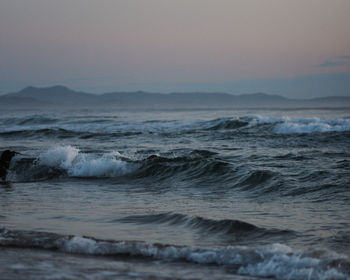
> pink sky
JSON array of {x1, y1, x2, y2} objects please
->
[{"x1": 0, "y1": 0, "x2": 349, "y2": 95}]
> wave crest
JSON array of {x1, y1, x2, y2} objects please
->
[
  {"x1": 39, "y1": 146, "x2": 136, "y2": 178},
  {"x1": 0, "y1": 228, "x2": 348, "y2": 280},
  {"x1": 10, "y1": 146, "x2": 137, "y2": 181},
  {"x1": 205, "y1": 118, "x2": 249, "y2": 130},
  {"x1": 273, "y1": 117, "x2": 350, "y2": 134},
  {"x1": 1, "y1": 115, "x2": 350, "y2": 137},
  {"x1": 118, "y1": 213, "x2": 259, "y2": 234}
]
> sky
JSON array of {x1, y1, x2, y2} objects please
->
[{"x1": 0, "y1": 0, "x2": 350, "y2": 97}]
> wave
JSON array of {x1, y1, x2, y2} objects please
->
[
  {"x1": 205, "y1": 116, "x2": 350, "y2": 134},
  {"x1": 7, "y1": 146, "x2": 348, "y2": 203},
  {"x1": 9, "y1": 146, "x2": 274, "y2": 190},
  {"x1": 133, "y1": 154, "x2": 279, "y2": 190},
  {"x1": 116, "y1": 213, "x2": 294, "y2": 242},
  {"x1": 233, "y1": 170, "x2": 276, "y2": 189},
  {"x1": 9, "y1": 146, "x2": 232, "y2": 183},
  {"x1": 203, "y1": 118, "x2": 249, "y2": 130},
  {"x1": 273, "y1": 117, "x2": 350, "y2": 134},
  {"x1": 1, "y1": 115, "x2": 350, "y2": 137},
  {"x1": 8, "y1": 146, "x2": 347, "y2": 201},
  {"x1": 0, "y1": 128, "x2": 75, "y2": 138},
  {"x1": 118, "y1": 212, "x2": 258, "y2": 232},
  {"x1": 230, "y1": 115, "x2": 350, "y2": 134},
  {"x1": 38, "y1": 146, "x2": 137, "y2": 178},
  {"x1": 9, "y1": 146, "x2": 137, "y2": 181},
  {"x1": 132, "y1": 153, "x2": 232, "y2": 184},
  {"x1": 0, "y1": 228, "x2": 348, "y2": 280},
  {"x1": 0, "y1": 128, "x2": 143, "y2": 139},
  {"x1": 0, "y1": 115, "x2": 59, "y2": 126}
]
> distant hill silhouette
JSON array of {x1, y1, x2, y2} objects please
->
[
  {"x1": 1, "y1": 85, "x2": 349, "y2": 108},
  {"x1": 6, "y1": 85, "x2": 98, "y2": 104}
]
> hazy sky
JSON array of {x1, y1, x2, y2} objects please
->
[{"x1": 1, "y1": 0, "x2": 350, "y2": 97}]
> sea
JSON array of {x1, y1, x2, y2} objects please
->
[{"x1": 0, "y1": 107, "x2": 349, "y2": 280}]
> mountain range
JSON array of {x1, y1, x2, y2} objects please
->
[{"x1": 0, "y1": 85, "x2": 349, "y2": 108}]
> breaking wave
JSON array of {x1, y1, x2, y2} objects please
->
[
  {"x1": 37, "y1": 146, "x2": 136, "y2": 178},
  {"x1": 0, "y1": 228, "x2": 348, "y2": 280},
  {"x1": 9, "y1": 146, "x2": 137, "y2": 181},
  {"x1": 1, "y1": 115, "x2": 350, "y2": 137},
  {"x1": 273, "y1": 117, "x2": 350, "y2": 134},
  {"x1": 9, "y1": 146, "x2": 230, "y2": 182},
  {"x1": 8, "y1": 146, "x2": 349, "y2": 202}
]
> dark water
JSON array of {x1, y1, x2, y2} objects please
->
[{"x1": 1, "y1": 108, "x2": 350, "y2": 280}]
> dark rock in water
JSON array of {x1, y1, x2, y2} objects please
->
[{"x1": 0, "y1": 150, "x2": 17, "y2": 181}]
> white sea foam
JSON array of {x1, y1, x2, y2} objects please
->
[
  {"x1": 2, "y1": 114, "x2": 349, "y2": 135},
  {"x1": 0, "y1": 227, "x2": 348, "y2": 280},
  {"x1": 38, "y1": 146, "x2": 79, "y2": 169},
  {"x1": 273, "y1": 118, "x2": 350, "y2": 134},
  {"x1": 38, "y1": 146, "x2": 136, "y2": 177},
  {"x1": 244, "y1": 115, "x2": 350, "y2": 134},
  {"x1": 246, "y1": 115, "x2": 281, "y2": 126},
  {"x1": 57, "y1": 237, "x2": 349, "y2": 280}
]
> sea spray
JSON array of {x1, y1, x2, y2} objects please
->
[
  {"x1": 37, "y1": 146, "x2": 136, "y2": 177},
  {"x1": 0, "y1": 228, "x2": 349, "y2": 280}
]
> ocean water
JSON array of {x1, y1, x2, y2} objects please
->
[{"x1": 0, "y1": 107, "x2": 350, "y2": 280}]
